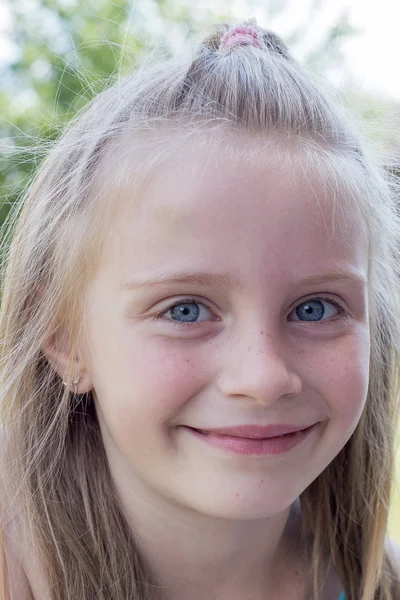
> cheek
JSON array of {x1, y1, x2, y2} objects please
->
[
  {"x1": 87, "y1": 323, "x2": 210, "y2": 425},
  {"x1": 126, "y1": 338, "x2": 209, "y2": 415},
  {"x1": 92, "y1": 335, "x2": 214, "y2": 467},
  {"x1": 299, "y1": 331, "x2": 370, "y2": 424}
]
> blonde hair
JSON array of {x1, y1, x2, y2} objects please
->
[{"x1": 1, "y1": 20, "x2": 400, "y2": 599}]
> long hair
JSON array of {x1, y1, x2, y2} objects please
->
[{"x1": 1, "y1": 21, "x2": 400, "y2": 599}]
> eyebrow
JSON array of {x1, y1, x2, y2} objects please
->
[
  {"x1": 120, "y1": 269, "x2": 367, "y2": 291},
  {"x1": 121, "y1": 271, "x2": 241, "y2": 290},
  {"x1": 294, "y1": 271, "x2": 367, "y2": 287}
]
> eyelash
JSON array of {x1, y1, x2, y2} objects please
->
[
  {"x1": 152, "y1": 295, "x2": 347, "y2": 327},
  {"x1": 152, "y1": 296, "x2": 214, "y2": 328}
]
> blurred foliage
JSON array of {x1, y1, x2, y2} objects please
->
[
  {"x1": 0, "y1": 0, "x2": 365, "y2": 220},
  {"x1": 1, "y1": 0, "x2": 146, "y2": 222}
]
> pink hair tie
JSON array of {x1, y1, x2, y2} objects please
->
[{"x1": 219, "y1": 25, "x2": 263, "y2": 52}]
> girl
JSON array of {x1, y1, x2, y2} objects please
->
[{"x1": 0, "y1": 19, "x2": 399, "y2": 600}]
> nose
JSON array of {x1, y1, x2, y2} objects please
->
[{"x1": 216, "y1": 330, "x2": 302, "y2": 406}]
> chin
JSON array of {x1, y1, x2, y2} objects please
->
[{"x1": 180, "y1": 488, "x2": 296, "y2": 521}]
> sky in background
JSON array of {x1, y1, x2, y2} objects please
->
[
  {"x1": 230, "y1": 0, "x2": 400, "y2": 101},
  {"x1": 0, "y1": 0, "x2": 399, "y2": 102}
]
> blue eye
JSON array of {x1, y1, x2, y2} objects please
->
[
  {"x1": 170, "y1": 302, "x2": 199, "y2": 322},
  {"x1": 291, "y1": 299, "x2": 340, "y2": 322},
  {"x1": 155, "y1": 297, "x2": 341, "y2": 327},
  {"x1": 162, "y1": 301, "x2": 212, "y2": 323}
]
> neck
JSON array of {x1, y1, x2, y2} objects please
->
[{"x1": 114, "y1": 474, "x2": 308, "y2": 600}]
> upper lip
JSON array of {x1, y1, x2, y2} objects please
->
[{"x1": 188, "y1": 424, "x2": 316, "y2": 439}]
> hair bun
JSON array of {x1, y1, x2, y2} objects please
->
[
  {"x1": 219, "y1": 24, "x2": 264, "y2": 51},
  {"x1": 200, "y1": 20, "x2": 292, "y2": 61}
]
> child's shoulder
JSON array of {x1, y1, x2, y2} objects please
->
[
  {"x1": 1, "y1": 536, "x2": 35, "y2": 600},
  {"x1": 0, "y1": 428, "x2": 34, "y2": 599},
  {"x1": 0, "y1": 426, "x2": 50, "y2": 600}
]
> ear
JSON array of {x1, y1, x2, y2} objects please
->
[{"x1": 42, "y1": 333, "x2": 93, "y2": 394}]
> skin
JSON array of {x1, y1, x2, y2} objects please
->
[{"x1": 60, "y1": 136, "x2": 371, "y2": 599}]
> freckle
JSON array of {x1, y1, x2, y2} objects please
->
[
  {"x1": 236, "y1": 493, "x2": 239, "y2": 497},
  {"x1": 260, "y1": 479, "x2": 264, "y2": 484},
  {"x1": 260, "y1": 331, "x2": 264, "y2": 335}
]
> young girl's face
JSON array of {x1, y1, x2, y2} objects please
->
[{"x1": 82, "y1": 135, "x2": 370, "y2": 519}]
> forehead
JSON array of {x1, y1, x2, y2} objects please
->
[{"x1": 99, "y1": 131, "x2": 369, "y2": 286}]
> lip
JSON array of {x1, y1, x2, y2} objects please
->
[
  {"x1": 189, "y1": 424, "x2": 315, "y2": 439},
  {"x1": 182, "y1": 423, "x2": 318, "y2": 456}
]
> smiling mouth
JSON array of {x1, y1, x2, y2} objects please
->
[
  {"x1": 186, "y1": 423, "x2": 316, "y2": 439},
  {"x1": 182, "y1": 424, "x2": 318, "y2": 456},
  {"x1": 190, "y1": 427, "x2": 307, "y2": 439}
]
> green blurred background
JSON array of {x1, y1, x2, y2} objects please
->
[{"x1": 0, "y1": 0, "x2": 399, "y2": 541}]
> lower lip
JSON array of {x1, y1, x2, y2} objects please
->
[{"x1": 184, "y1": 425, "x2": 317, "y2": 456}]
